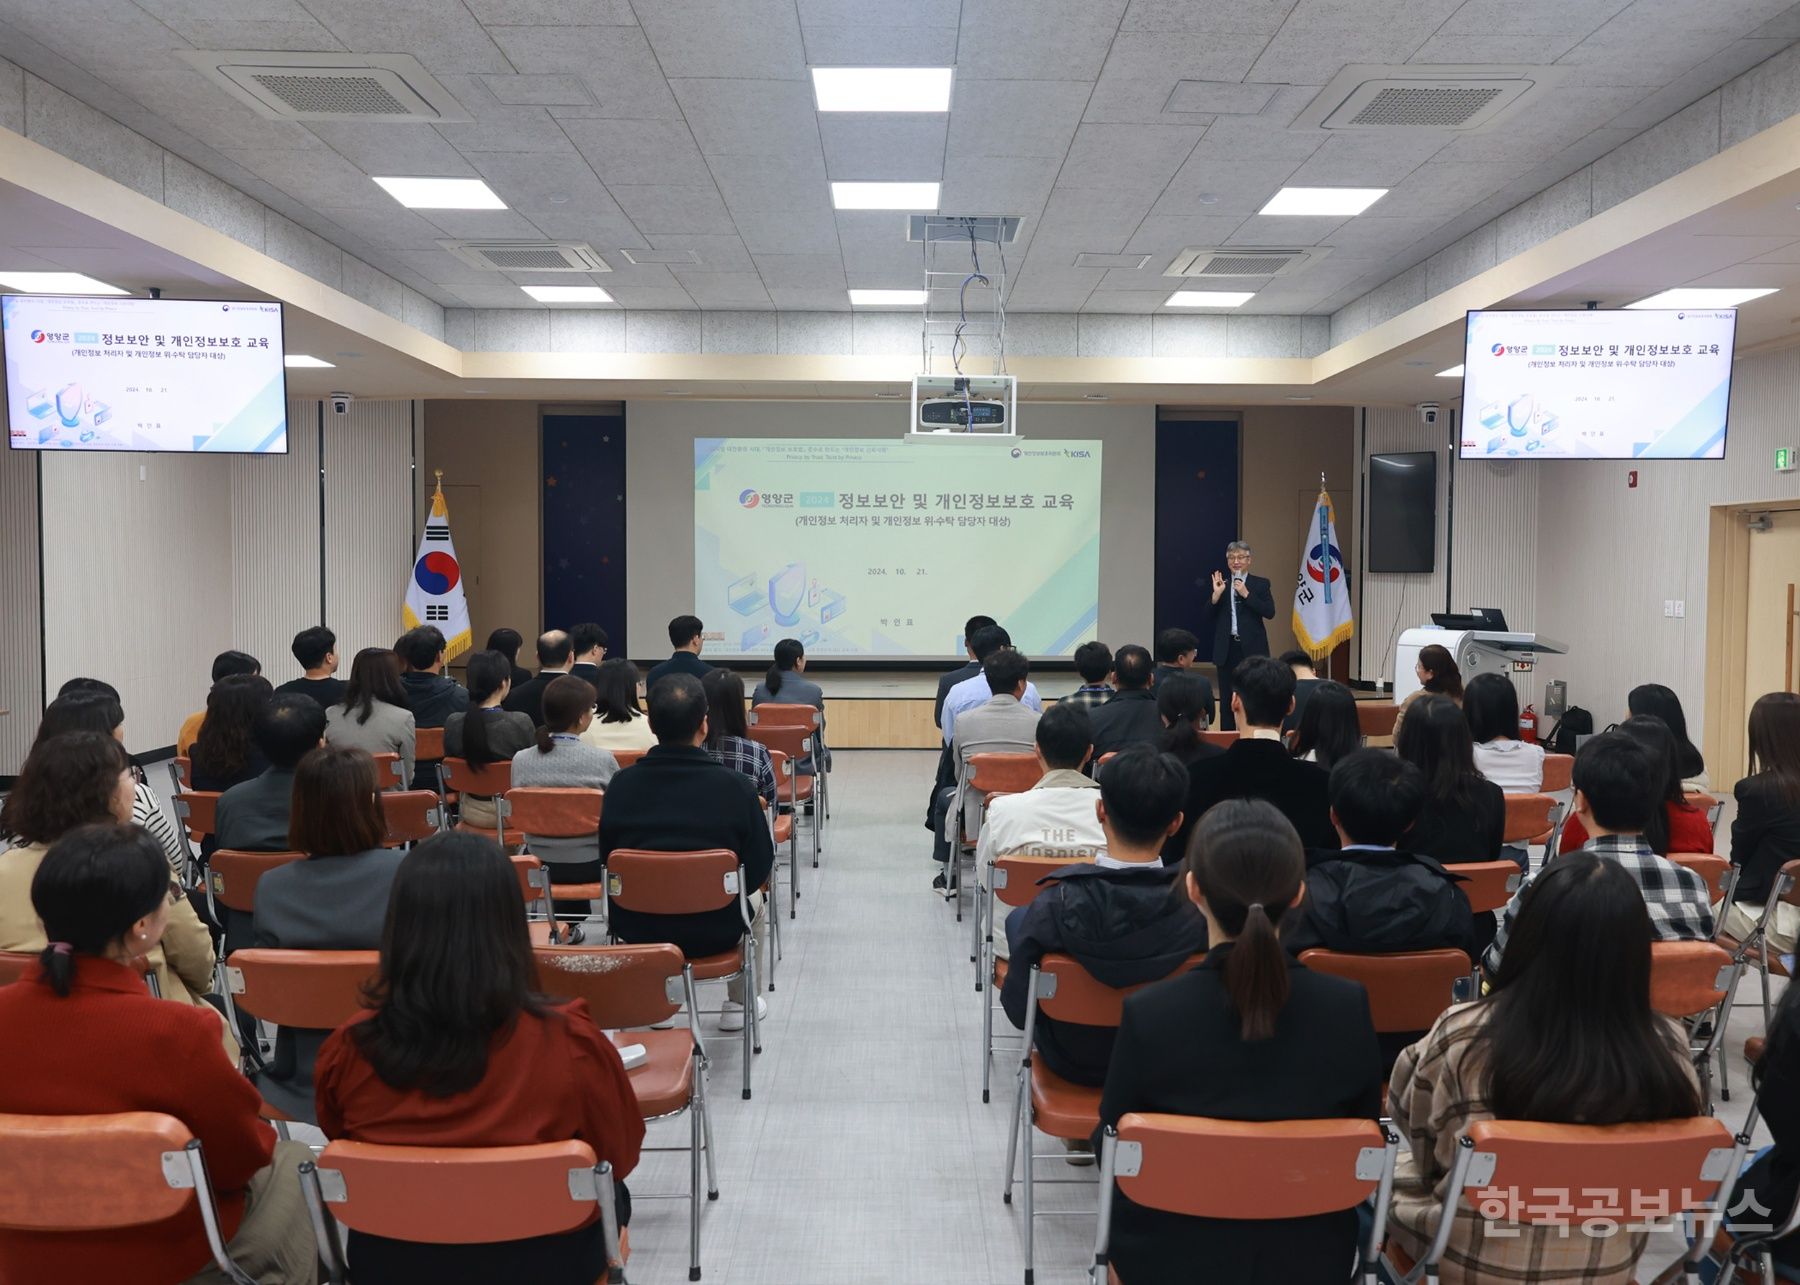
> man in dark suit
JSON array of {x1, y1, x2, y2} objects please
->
[
  {"x1": 1086, "y1": 645, "x2": 1164, "y2": 764},
  {"x1": 600, "y1": 673, "x2": 774, "y2": 1025},
  {"x1": 503, "y1": 630, "x2": 572, "y2": 728},
  {"x1": 1167, "y1": 655, "x2": 1335, "y2": 857},
  {"x1": 1207, "y1": 540, "x2": 1276, "y2": 731},
  {"x1": 645, "y1": 615, "x2": 714, "y2": 693},
  {"x1": 933, "y1": 613, "x2": 996, "y2": 727},
  {"x1": 569, "y1": 621, "x2": 608, "y2": 687}
]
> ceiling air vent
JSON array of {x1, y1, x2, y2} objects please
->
[
  {"x1": 1164, "y1": 248, "x2": 1327, "y2": 279},
  {"x1": 176, "y1": 51, "x2": 470, "y2": 123},
  {"x1": 1294, "y1": 65, "x2": 1569, "y2": 134},
  {"x1": 441, "y1": 241, "x2": 611, "y2": 273}
]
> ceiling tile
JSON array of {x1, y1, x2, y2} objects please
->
[
  {"x1": 1555, "y1": 23, "x2": 1745, "y2": 87},
  {"x1": 466, "y1": 0, "x2": 636, "y2": 21},
  {"x1": 635, "y1": 1, "x2": 808, "y2": 79},
  {"x1": 672, "y1": 269, "x2": 775, "y2": 307},
  {"x1": 834, "y1": 211, "x2": 921, "y2": 278},
  {"x1": 607, "y1": 286, "x2": 699, "y2": 309},
  {"x1": 1431, "y1": 87, "x2": 1648, "y2": 163},
  {"x1": 1319, "y1": 216, "x2": 1450, "y2": 255},
  {"x1": 1120, "y1": 0, "x2": 1297, "y2": 33},
  {"x1": 1225, "y1": 214, "x2": 1347, "y2": 246},
  {"x1": 710, "y1": 153, "x2": 831, "y2": 214},
  {"x1": 1154, "y1": 156, "x2": 1312, "y2": 216},
  {"x1": 644, "y1": 235, "x2": 758, "y2": 272},
  {"x1": 1437, "y1": 0, "x2": 1629, "y2": 34},
  {"x1": 767, "y1": 287, "x2": 858, "y2": 311},
  {"x1": 1607, "y1": 38, "x2": 1794, "y2": 131},
  {"x1": 752, "y1": 253, "x2": 848, "y2": 290},
  {"x1": 818, "y1": 116, "x2": 948, "y2": 181},
  {"x1": 94, "y1": 66, "x2": 324, "y2": 153},
  {"x1": 314, "y1": 204, "x2": 453, "y2": 250},
  {"x1": 1285, "y1": 0, "x2": 1465, "y2": 28},
  {"x1": 306, "y1": 122, "x2": 478, "y2": 177},
  {"x1": 219, "y1": 146, "x2": 390, "y2": 209},
  {"x1": 460, "y1": 149, "x2": 617, "y2": 216},
  {"x1": 1407, "y1": 31, "x2": 1585, "y2": 61},
  {"x1": 1245, "y1": 28, "x2": 1432, "y2": 85},
  {"x1": 478, "y1": 74, "x2": 597, "y2": 107},
  {"x1": 1027, "y1": 185, "x2": 1161, "y2": 252},
  {"x1": 799, "y1": 0, "x2": 961, "y2": 24},
  {"x1": 386, "y1": 247, "x2": 505, "y2": 285},
  {"x1": 417, "y1": 209, "x2": 547, "y2": 238},
  {"x1": 561, "y1": 117, "x2": 713, "y2": 187},
  {"x1": 731, "y1": 207, "x2": 842, "y2": 255},
  {"x1": 1164, "y1": 81, "x2": 1281, "y2": 115},
  {"x1": 958, "y1": 0, "x2": 1131, "y2": 80},
  {"x1": 1083, "y1": 33, "x2": 1271, "y2": 123},
  {"x1": 299, "y1": 0, "x2": 512, "y2": 74},
  {"x1": 939, "y1": 154, "x2": 1063, "y2": 215},
  {"x1": 521, "y1": 205, "x2": 647, "y2": 248},
  {"x1": 671, "y1": 79, "x2": 822, "y2": 159},
  {"x1": 163, "y1": 17, "x2": 346, "y2": 50},
  {"x1": 799, "y1": 24, "x2": 959, "y2": 65},
  {"x1": 0, "y1": 0, "x2": 187, "y2": 68},
  {"x1": 1123, "y1": 213, "x2": 1251, "y2": 252},
  {"x1": 486, "y1": 26, "x2": 682, "y2": 117},
  {"x1": 946, "y1": 80, "x2": 1093, "y2": 159},
  {"x1": 1283, "y1": 132, "x2": 1450, "y2": 187},
  {"x1": 610, "y1": 185, "x2": 739, "y2": 235},
  {"x1": 1054, "y1": 122, "x2": 1206, "y2": 190}
]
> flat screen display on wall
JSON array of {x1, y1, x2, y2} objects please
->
[
  {"x1": 1367, "y1": 451, "x2": 1436, "y2": 573},
  {"x1": 3, "y1": 295, "x2": 289, "y2": 454}
]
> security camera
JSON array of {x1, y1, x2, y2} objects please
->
[
  {"x1": 1417, "y1": 402, "x2": 1441, "y2": 426},
  {"x1": 328, "y1": 392, "x2": 353, "y2": 416}
]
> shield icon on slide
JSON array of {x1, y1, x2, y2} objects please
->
[{"x1": 769, "y1": 563, "x2": 807, "y2": 626}]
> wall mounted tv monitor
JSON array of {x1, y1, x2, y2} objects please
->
[
  {"x1": 1460, "y1": 308, "x2": 1734, "y2": 460},
  {"x1": 3, "y1": 294, "x2": 288, "y2": 454},
  {"x1": 1367, "y1": 451, "x2": 1437, "y2": 573}
]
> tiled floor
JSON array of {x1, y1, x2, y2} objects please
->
[{"x1": 146, "y1": 752, "x2": 1778, "y2": 1284}]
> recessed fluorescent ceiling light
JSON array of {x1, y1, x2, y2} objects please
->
[
  {"x1": 1165, "y1": 290, "x2": 1254, "y2": 307},
  {"x1": 831, "y1": 181, "x2": 939, "y2": 211},
  {"x1": 521, "y1": 285, "x2": 613, "y2": 303},
  {"x1": 0, "y1": 271, "x2": 127, "y2": 295},
  {"x1": 848, "y1": 289, "x2": 928, "y2": 305},
  {"x1": 1625, "y1": 287, "x2": 1778, "y2": 309},
  {"x1": 812, "y1": 67, "x2": 953, "y2": 112},
  {"x1": 372, "y1": 176, "x2": 506, "y2": 209},
  {"x1": 284, "y1": 354, "x2": 334, "y2": 368},
  {"x1": 1437, "y1": 364, "x2": 1464, "y2": 377},
  {"x1": 1258, "y1": 186, "x2": 1387, "y2": 216}
]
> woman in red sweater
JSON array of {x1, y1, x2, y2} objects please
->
[
  {"x1": 0, "y1": 823, "x2": 317, "y2": 1284},
  {"x1": 314, "y1": 831, "x2": 644, "y2": 1284},
  {"x1": 1560, "y1": 714, "x2": 1713, "y2": 855}
]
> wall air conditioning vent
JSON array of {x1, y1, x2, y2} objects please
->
[
  {"x1": 1294, "y1": 65, "x2": 1569, "y2": 134},
  {"x1": 441, "y1": 241, "x2": 611, "y2": 273},
  {"x1": 1164, "y1": 248, "x2": 1327, "y2": 279},
  {"x1": 176, "y1": 51, "x2": 470, "y2": 123}
]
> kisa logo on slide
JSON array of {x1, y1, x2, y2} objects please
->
[{"x1": 738, "y1": 488, "x2": 761, "y2": 508}]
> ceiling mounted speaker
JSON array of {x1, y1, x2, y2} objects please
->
[
  {"x1": 1164, "y1": 248, "x2": 1328, "y2": 279},
  {"x1": 1293, "y1": 64, "x2": 1569, "y2": 134},
  {"x1": 176, "y1": 51, "x2": 470, "y2": 122},
  {"x1": 440, "y1": 241, "x2": 610, "y2": 272}
]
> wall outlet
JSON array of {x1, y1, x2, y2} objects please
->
[
  {"x1": 1673, "y1": 599, "x2": 1686, "y2": 618},
  {"x1": 1663, "y1": 600, "x2": 1674, "y2": 618}
]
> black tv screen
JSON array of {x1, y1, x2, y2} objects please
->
[{"x1": 1368, "y1": 451, "x2": 1436, "y2": 573}]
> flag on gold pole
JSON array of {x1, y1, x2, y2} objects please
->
[{"x1": 402, "y1": 471, "x2": 472, "y2": 661}]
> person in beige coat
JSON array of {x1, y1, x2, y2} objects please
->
[{"x1": 0, "y1": 730, "x2": 235, "y2": 1060}]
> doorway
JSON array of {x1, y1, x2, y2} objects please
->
[{"x1": 1704, "y1": 500, "x2": 1800, "y2": 783}]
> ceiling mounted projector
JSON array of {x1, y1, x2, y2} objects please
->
[{"x1": 908, "y1": 374, "x2": 1017, "y2": 441}]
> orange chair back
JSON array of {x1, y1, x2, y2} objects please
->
[
  {"x1": 1449, "y1": 860, "x2": 1521, "y2": 914},
  {"x1": 313, "y1": 1138, "x2": 603, "y2": 1242},
  {"x1": 605, "y1": 849, "x2": 740, "y2": 916},
  {"x1": 612, "y1": 748, "x2": 647, "y2": 770},
  {"x1": 440, "y1": 756, "x2": 511, "y2": 798},
  {"x1": 504, "y1": 787, "x2": 603, "y2": 840},
  {"x1": 173, "y1": 791, "x2": 220, "y2": 840},
  {"x1": 1541, "y1": 753, "x2": 1574, "y2": 792},
  {"x1": 378, "y1": 791, "x2": 443, "y2": 847},
  {"x1": 1650, "y1": 940, "x2": 1735, "y2": 1019},
  {"x1": 1299, "y1": 949, "x2": 1471, "y2": 1034},
  {"x1": 509, "y1": 854, "x2": 549, "y2": 910},
  {"x1": 414, "y1": 726, "x2": 446, "y2": 762},
  {"x1": 532, "y1": 942, "x2": 686, "y2": 1028},
  {"x1": 993, "y1": 855, "x2": 1090, "y2": 908},
  {"x1": 1462, "y1": 1117, "x2": 1734, "y2": 1225},
  {"x1": 1035, "y1": 952, "x2": 1205, "y2": 1027},
  {"x1": 170, "y1": 756, "x2": 193, "y2": 789},
  {"x1": 368, "y1": 751, "x2": 406, "y2": 790},
  {"x1": 224, "y1": 948, "x2": 378, "y2": 1030},
  {"x1": 0, "y1": 1112, "x2": 201, "y2": 1230},
  {"x1": 1357, "y1": 704, "x2": 1401, "y2": 738},
  {"x1": 749, "y1": 703, "x2": 820, "y2": 731},
  {"x1": 748, "y1": 724, "x2": 810, "y2": 762},
  {"x1": 1201, "y1": 730, "x2": 1238, "y2": 748},
  {"x1": 0, "y1": 952, "x2": 38, "y2": 986},
  {"x1": 1112, "y1": 1114, "x2": 1387, "y2": 1220},
  {"x1": 1667, "y1": 853, "x2": 1732, "y2": 902},
  {"x1": 207, "y1": 850, "x2": 305, "y2": 914},
  {"x1": 967, "y1": 752, "x2": 1042, "y2": 799},
  {"x1": 1685, "y1": 791, "x2": 1721, "y2": 813},
  {"x1": 1502, "y1": 793, "x2": 1558, "y2": 845}
]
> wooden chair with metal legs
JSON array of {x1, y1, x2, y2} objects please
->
[
  {"x1": 533, "y1": 941, "x2": 716, "y2": 1282},
  {"x1": 1450, "y1": 860, "x2": 1522, "y2": 915},
  {"x1": 414, "y1": 725, "x2": 447, "y2": 795},
  {"x1": 979, "y1": 854, "x2": 1088, "y2": 1105},
  {"x1": 748, "y1": 723, "x2": 821, "y2": 870},
  {"x1": 1541, "y1": 752, "x2": 1575, "y2": 793},
  {"x1": 602, "y1": 849, "x2": 762, "y2": 1101},
  {"x1": 1719, "y1": 860, "x2": 1800, "y2": 1037},
  {"x1": 0, "y1": 1111, "x2": 264, "y2": 1284},
  {"x1": 1649, "y1": 940, "x2": 1745, "y2": 1107},
  {"x1": 205, "y1": 849, "x2": 306, "y2": 1044},
  {"x1": 1503, "y1": 792, "x2": 1564, "y2": 855},
  {"x1": 1298, "y1": 949, "x2": 1473, "y2": 1048},
  {"x1": 749, "y1": 702, "x2": 829, "y2": 827},
  {"x1": 378, "y1": 790, "x2": 446, "y2": 848},
  {"x1": 1670, "y1": 853, "x2": 1738, "y2": 906},
  {"x1": 1091, "y1": 1115, "x2": 1400, "y2": 1285},
  {"x1": 366, "y1": 750, "x2": 408, "y2": 792},
  {"x1": 1385, "y1": 1116, "x2": 1746, "y2": 1284},
  {"x1": 766, "y1": 749, "x2": 801, "y2": 922},
  {"x1": 499, "y1": 787, "x2": 605, "y2": 942},
  {"x1": 172, "y1": 790, "x2": 222, "y2": 879},
  {"x1": 221, "y1": 949, "x2": 379, "y2": 1093},
  {"x1": 963, "y1": 751, "x2": 1050, "y2": 951},
  {"x1": 300, "y1": 1144, "x2": 629, "y2": 1285},
  {"x1": 438, "y1": 758, "x2": 518, "y2": 846}
]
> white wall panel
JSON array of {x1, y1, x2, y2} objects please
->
[
  {"x1": 229, "y1": 400, "x2": 321, "y2": 683},
  {"x1": 323, "y1": 399, "x2": 416, "y2": 656},
  {"x1": 0, "y1": 445, "x2": 41, "y2": 774}
]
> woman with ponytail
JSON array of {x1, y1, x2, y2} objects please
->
[
  {"x1": 0, "y1": 823, "x2": 318, "y2": 1283},
  {"x1": 510, "y1": 675, "x2": 616, "y2": 940},
  {"x1": 444, "y1": 649, "x2": 535, "y2": 832},
  {"x1": 751, "y1": 637, "x2": 828, "y2": 773},
  {"x1": 1155, "y1": 672, "x2": 1218, "y2": 768},
  {"x1": 1097, "y1": 799, "x2": 1382, "y2": 1283}
]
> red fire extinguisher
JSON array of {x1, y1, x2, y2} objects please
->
[{"x1": 1519, "y1": 704, "x2": 1539, "y2": 745}]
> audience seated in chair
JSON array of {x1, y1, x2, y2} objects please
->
[
  {"x1": 941, "y1": 624, "x2": 1044, "y2": 745},
  {"x1": 1484, "y1": 731, "x2": 1714, "y2": 974},
  {"x1": 396, "y1": 626, "x2": 469, "y2": 788},
  {"x1": 1151, "y1": 628, "x2": 1211, "y2": 713},
  {"x1": 251, "y1": 745, "x2": 406, "y2": 1123},
  {"x1": 567, "y1": 621, "x2": 608, "y2": 688},
  {"x1": 976, "y1": 702, "x2": 1107, "y2": 893},
  {"x1": 1002, "y1": 745, "x2": 1205, "y2": 1088},
  {"x1": 0, "y1": 823, "x2": 315, "y2": 1283},
  {"x1": 1279, "y1": 649, "x2": 1322, "y2": 737},
  {"x1": 502, "y1": 629, "x2": 572, "y2": 730},
  {"x1": 1167, "y1": 655, "x2": 1335, "y2": 858},
  {"x1": 177, "y1": 649, "x2": 261, "y2": 757},
  {"x1": 644, "y1": 615, "x2": 714, "y2": 694},
  {"x1": 1288, "y1": 679, "x2": 1362, "y2": 772},
  {"x1": 274, "y1": 625, "x2": 346, "y2": 711},
  {"x1": 702, "y1": 669, "x2": 778, "y2": 807},
  {"x1": 1392, "y1": 642, "x2": 1463, "y2": 744},
  {"x1": 189, "y1": 675, "x2": 275, "y2": 794},
  {"x1": 314, "y1": 831, "x2": 642, "y2": 1285},
  {"x1": 324, "y1": 648, "x2": 417, "y2": 796},
  {"x1": 934, "y1": 613, "x2": 997, "y2": 728},
  {"x1": 0, "y1": 735, "x2": 233, "y2": 1056},
  {"x1": 1064, "y1": 640, "x2": 1115, "y2": 712},
  {"x1": 485, "y1": 625, "x2": 532, "y2": 690},
  {"x1": 1388, "y1": 853, "x2": 1702, "y2": 1283},
  {"x1": 1086, "y1": 644, "x2": 1165, "y2": 765},
  {"x1": 581, "y1": 657, "x2": 656, "y2": 754},
  {"x1": 510, "y1": 675, "x2": 616, "y2": 939},
  {"x1": 35, "y1": 681, "x2": 186, "y2": 877},
  {"x1": 1720, "y1": 692, "x2": 1800, "y2": 957},
  {"x1": 752, "y1": 636, "x2": 829, "y2": 772},
  {"x1": 1284, "y1": 749, "x2": 1476, "y2": 1064},
  {"x1": 1098, "y1": 799, "x2": 1381, "y2": 1283},
  {"x1": 215, "y1": 694, "x2": 327, "y2": 858},
  {"x1": 1560, "y1": 714, "x2": 1713, "y2": 856},
  {"x1": 599, "y1": 673, "x2": 773, "y2": 1031},
  {"x1": 444, "y1": 650, "x2": 536, "y2": 834},
  {"x1": 931, "y1": 647, "x2": 1041, "y2": 883},
  {"x1": 1397, "y1": 694, "x2": 1506, "y2": 867},
  {"x1": 1464, "y1": 672, "x2": 1546, "y2": 794},
  {"x1": 1156, "y1": 673, "x2": 1223, "y2": 770},
  {"x1": 1713, "y1": 969, "x2": 1800, "y2": 1278},
  {"x1": 1630, "y1": 682, "x2": 1710, "y2": 792}
]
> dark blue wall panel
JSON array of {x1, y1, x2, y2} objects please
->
[
  {"x1": 1154, "y1": 419, "x2": 1240, "y2": 640},
  {"x1": 542, "y1": 412, "x2": 627, "y2": 645}
]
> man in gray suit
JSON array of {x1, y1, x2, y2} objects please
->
[{"x1": 930, "y1": 646, "x2": 1041, "y2": 888}]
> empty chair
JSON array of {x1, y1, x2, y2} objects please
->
[{"x1": 379, "y1": 790, "x2": 446, "y2": 847}]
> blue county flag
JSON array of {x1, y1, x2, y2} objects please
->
[
  {"x1": 402, "y1": 476, "x2": 472, "y2": 661},
  {"x1": 1292, "y1": 488, "x2": 1354, "y2": 658}
]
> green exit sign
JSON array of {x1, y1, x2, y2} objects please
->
[{"x1": 1779, "y1": 447, "x2": 1798, "y2": 473}]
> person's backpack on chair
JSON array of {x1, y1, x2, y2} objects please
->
[{"x1": 1545, "y1": 707, "x2": 1593, "y2": 755}]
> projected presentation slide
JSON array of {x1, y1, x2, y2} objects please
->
[
  {"x1": 3, "y1": 295, "x2": 288, "y2": 454},
  {"x1": 695, "y1": 437, "x2": 1102, "y2": 659},
  {"x1": 1461, "y1": 308, "x2": 1735, "y2": 460}
]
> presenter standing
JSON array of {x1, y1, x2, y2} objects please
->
[{"x1": 1208, "y1": 540, "x2": 1275, "y2": 731}]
